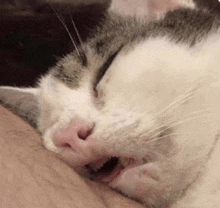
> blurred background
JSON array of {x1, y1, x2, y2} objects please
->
[{"x1": 0, "y1": 0, "x2": 109, "y2": 87}]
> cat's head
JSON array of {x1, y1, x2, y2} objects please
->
[{"x1": 1, "y1": 0, "x2": 220, "y2": 207}]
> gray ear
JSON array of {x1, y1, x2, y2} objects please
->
[{"x1": 0, "y1": 86, "x2": 39, "y2": 128}]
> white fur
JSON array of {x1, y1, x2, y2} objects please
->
[{"x1": 38, "y1": 73, "x2": 99, "y2": 151}]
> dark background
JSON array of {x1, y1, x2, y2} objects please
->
[
  {"x1": 0, "y1": 0, "x2": 219, "y2": 87},
  {"x1": 0, "y1": 0, "x2": 109, "y2": 87}
]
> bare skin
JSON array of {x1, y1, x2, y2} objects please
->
[{"x1": 0, "y1": 105, "x2": 144, "y2": 208}]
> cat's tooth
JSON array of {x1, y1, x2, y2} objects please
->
[
  {"x1": 120, "y1": 158, "x2": 130, "y2": 167},
  {"x1": 120, "y1": 158, "x2": 135, "y2": 167},
  {"x1": 93, "y1": 163, "x2": 103, "y2": 172},
  {"x1": 91, "y1": 165, "x2": 98, "y2": 172},
  {"x1": 90, "y1": 158, "x2": 110, "y2": 172}
]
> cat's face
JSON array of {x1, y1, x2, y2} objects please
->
[
  {"x1": 1, "y1": 0, "x2": 220, "y2": 207},
  {"x1": 38, "y1": 33, "x2": 220, "y2": 206}
]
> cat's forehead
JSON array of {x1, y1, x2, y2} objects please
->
[{"x1": 49, "y1": 8, "x2": 219, "y2": 89}]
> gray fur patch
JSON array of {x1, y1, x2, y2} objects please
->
[
  {"x1": 149, "y1": 8, "x2": 219, "y2": 46},
  {"x1": 51, "y1": 50, "x2": 87, "y2": 88}
]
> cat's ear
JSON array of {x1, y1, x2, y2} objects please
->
[
  {"x1": 0, "y1": 87, "x2": 39, "y2": 128},
  {"x1": 109, "y1": 0, "x2": 195, "y2": 18}
]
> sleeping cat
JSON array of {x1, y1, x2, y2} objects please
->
[{"x1": 1, "y1": 0, "x2": 220, "y2": 207}]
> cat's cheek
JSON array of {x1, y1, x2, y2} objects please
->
[{"x1": 110, "y1": 164, "x2": 163, "y2": 206}]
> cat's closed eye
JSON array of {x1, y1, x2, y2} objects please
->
[{"x1": 94, "y1": 47, "x2": 122, "y2": 96}]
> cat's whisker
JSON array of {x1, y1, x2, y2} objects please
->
[
  {"x1": 170, "y1": 113, "x2": 212, "y2": 127},
  {"x1": 68, "y1": 11, "x2": 87, "y2": 66},
  {"x1": 147, "y1": 111, "x2": 213, "y2": 140},
  {"x1": 144, "y1": 109, "x2": 211, "y2": 137},
  {"x1": 145, "y1": 131, "x2": 211, "y2": 145},
  {"x1": 153, "y1": 82, "x2": 207, "y2": 120},
  {"x1": 153, "y1": 89, "x2": 194, "y2": 118},
  {"x1": 50, "y1": 5, "x2": 81, "y2": 58},
  {"x1": 68, "y1": 10, "x2": 84, "y2": 50}
]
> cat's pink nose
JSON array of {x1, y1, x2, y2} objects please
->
[{"x1": 53, "y1": 121, "x2": 94, "y2": 150}]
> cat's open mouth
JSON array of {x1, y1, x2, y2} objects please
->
[{"x1": 85, "y1": 157, "x2": 135, "y2": 183}]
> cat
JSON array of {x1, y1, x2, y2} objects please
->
[{"x1": 1, "y1": 0, "x2": 220, "y2": 207}]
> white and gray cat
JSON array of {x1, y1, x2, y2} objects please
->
[{"x1": 1, "y1": 0, "x2": 220, "y2": 207}]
